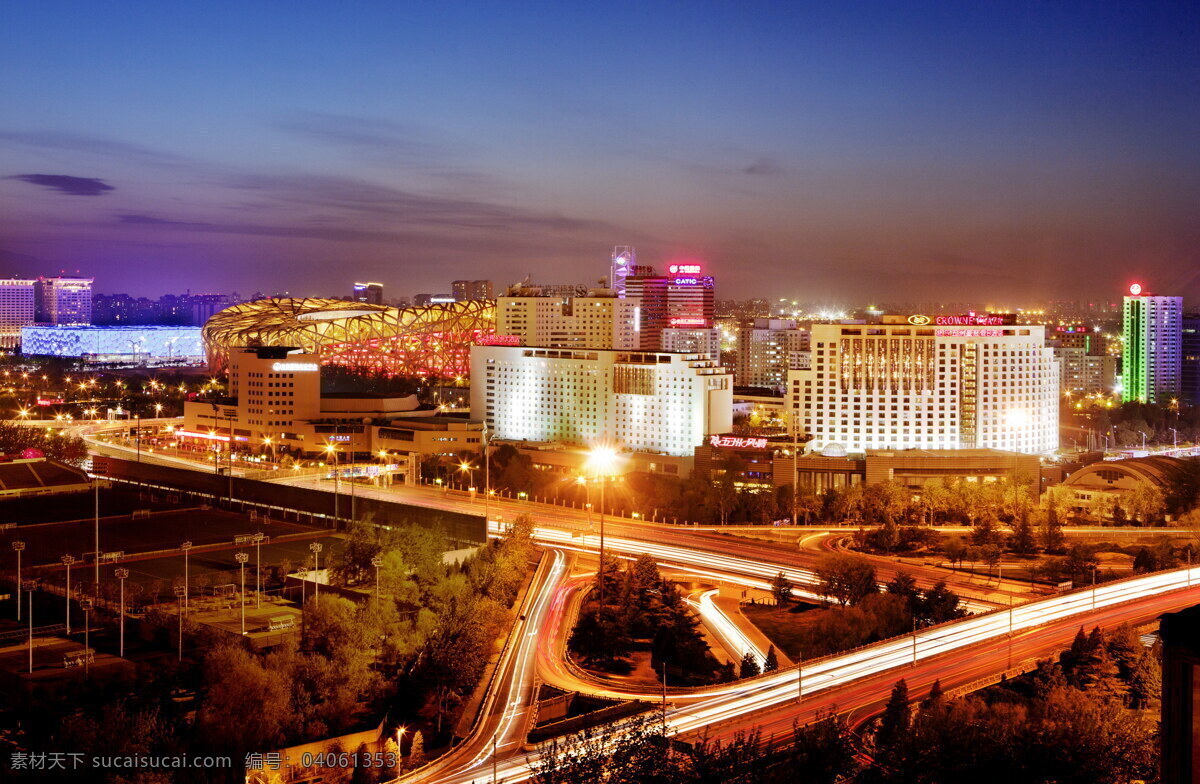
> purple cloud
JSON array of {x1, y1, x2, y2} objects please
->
[{"x1": 9, "y1": 173, "x2": 115, "y2": 196}]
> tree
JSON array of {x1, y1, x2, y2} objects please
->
[
  {"x1": 739, "y1": 650, "x2": 761, "y2": 678},
  {"x1": 943, "y1": 537, "x2": 967, "y2": 569},
  {"x1": 1009, "y1": 514, "x2": 1036, "y2": 554},
  {"x1": 771, "y1": 571, "x2": 793, "y2": 606},
  {"x1": 789, "y1": 711, "x2": 857, "y2": 784},
  {"x1": 875, "y1": 679, "x2": 910, "y2": 754},
  {"x1": 408, "y1": 730, "x2": 424, "y2": 767},
  {"x1": 1041, "y1": 507, "x2": 1066, "y2": 552},
  {"x1": 763, "y1": 645, "x2": 779, "y2": 672},
  {"x1": 815, "y1": 553, "x2": 877, "y2": 607}
]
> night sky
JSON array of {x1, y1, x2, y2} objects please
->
[{"x1": 2, "y1": 1, "x2": 1198, "y2": 304}]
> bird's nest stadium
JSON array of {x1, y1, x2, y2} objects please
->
[{"x1": 202, "y1": 298, "x2": 497, "y2": 378}]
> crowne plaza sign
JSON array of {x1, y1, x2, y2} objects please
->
[{"x1": 908, "y1": 313, "x2": 1015, "y2": 327}]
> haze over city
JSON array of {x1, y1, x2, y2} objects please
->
[{"x1": 3, "y1": 1, "x2": 1199, "y2": 301}]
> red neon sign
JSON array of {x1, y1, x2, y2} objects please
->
[
  {"x1": 709, "y1": 435, "x2": 768, "y2": 449},
  {"x1": 668, "y1": 263, "x2": 703, "y2": 274},
  {"x1": 936, "y1": 329, "x2": 1004, "y2": 337},
  {"x1": 669, "y1": 317, "x2": 708, "y2": 327},
  {"x1": 476, "y1": 335, "x2": 521, "y2": 346}
]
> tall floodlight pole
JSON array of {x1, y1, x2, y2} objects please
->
[
  {"x1": 180, "y1": 541, "x2": 193, "y2": 616},
  {"x1": 173, "y1": 586, "x2": 185, "y2": 661},
  {"x1": 115, "y1": 567, "x2": 129, "y2": 658},
  {"x1": 235, "y1": 552, "x2": 249, "y2": 635},
  {"x1": 483, "y1": 427, "x2": 491, "y2": 530},
  {"x1": 253, "y1": 533, "x2": 265, "y2": 609},
  {"x1": 372, "y1": 554, "x2": 383, "y2": 600},
  {"x1": 587, "y1": 446, "x2": 619, "y2": 607},
  {"x1": 94, "y1": 481, "x2": 100, "y2": 597},
  {"x1": 12, "y1": 541, "x2": 24, "y2": 622},
  {"x1": 25, "y1": 580, "x2": 35, "y2": 674},
  {"x1": 310, "y1": 543, "x2": 323, "y2": 600},
  {"x1": 61, "y1": 554, "x2": 75, "y2": 634},
  {"x1": 80, "y1": 599, "x2": 93, "y2": 678}
]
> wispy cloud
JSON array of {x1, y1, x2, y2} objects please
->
[
  {"x1": 0, "y1": 130, "x2": 194, "y2": 168},
  {"x1": 8, "y1": 174, "x2": 115, "y2": 196},
  {"x1": 743, "y1": 157, "x2": 783, "y2": 176},
  {"x1": 226, "y1": 173, "x2": 618, "y2": 233}
]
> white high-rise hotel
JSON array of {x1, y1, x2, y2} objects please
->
[
  {"x1": 790, "y1": 315, "x2": 1058, "y2": 455},
  {"x1": 472, "y1": 347, "x2": 732, "y2": 457}
]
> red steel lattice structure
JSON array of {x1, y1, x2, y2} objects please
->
[{"x1": 203, "y1": 298, "x2": 496, "y2": 379}]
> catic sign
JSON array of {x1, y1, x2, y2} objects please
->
[
  {"x1": 667, "y1": 263, "x2": 703, "y2": 274},
  {"x1": 272, "y1": 361, "x2": 319, "y2": 372},
  {"x1": 672, "y1": 278, "x2": 700, "y2": 285},
  {"x1": 709, "y1": 435, "x2": 768, "y2": 449}
]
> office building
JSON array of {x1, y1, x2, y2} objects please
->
[
  {"x1": 661, "y1": 327, "x2": 721, "y2": 359},
  {"x1": 1055, "y1": 346, "x2": 1118, "y2": 396},
  {"x1": 452, "y1": 280, "x2": 494, "y2": 301},
  {"x1": 1183, "y1": 316, "x2": 1200, "y2": 406},
  {"x1": 353, "y1": 282, "x2": 384, "y2": 306},
  {"x1": 1122, "y1": 283, "x2": 1183, "y2": 404},
  {"x1": 737, "y1": 319, "x2": 810, "y2": 390},
  {"x1": 21, "y1": 325, "x2": 205, "y2": 365},
  {"x1": 181, "y1": 346, "x2": 483, "y2": 473},
  {"x1": 0, "y1": 278, "x2": 35, "y2": 349},
  {"x1": 624, "y1": 264, "x2": 715, "y2": 351},
  {"x1": 789, "y1": 314, "x2": 1059, "y2": 455},
  {"x1": 471, "y1": 345, "x2": 732, "y2": 458},
  {"x1": 414, "y1": 293, "x2": 456, "y2": 307},
  {"x1": 35, "y1": 276, "x2": 92, "y2": 325},
  {"x1": 495, "y1": 293, "x2": 639, "y2": 350}
]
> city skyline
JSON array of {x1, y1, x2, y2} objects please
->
[{"x1": 2, "y1": 2, "x2": 1199, "y2": 301}]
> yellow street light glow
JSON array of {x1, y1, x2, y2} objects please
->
[{"x1": 587, "y1": 445, "x2": 619, "y2": 476}]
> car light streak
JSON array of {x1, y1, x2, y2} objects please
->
[
  {"x1": 420, "y1": 548, "x2": 1200, "y2": 784},
  {"x1": 686, "y1": 589, "x2": 764, "y2": 668}
]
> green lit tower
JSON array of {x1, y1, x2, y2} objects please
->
[{"x1": 1122, "y1": 282, "x2": 1183, "y2": 404}]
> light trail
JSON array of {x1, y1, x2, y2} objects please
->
[
  {"x1": 686, "y1": 588, "x2": 765, "y2": 668},
  {"x1": 417, "y1": 561, "x2": 1200, "y2": 783}
]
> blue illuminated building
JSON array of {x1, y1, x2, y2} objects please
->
[{"x1": 20, "y1": 325, "x2": 205, "y2": 365}]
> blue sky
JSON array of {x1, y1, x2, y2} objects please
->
[{"x1": 1, "y1": 1, "x2": 1198, "y2": 303}]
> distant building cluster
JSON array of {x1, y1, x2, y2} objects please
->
[{"x1": 0, "y1": 276, "x2": 93, "y2": 349}]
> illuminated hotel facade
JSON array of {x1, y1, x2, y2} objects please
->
[
  {"x1": 495, "y1": 294, "x2": 640, "y2": 350},
  {"x1": 472, "y1": 345, "x2": 732, "y2": 457},
  {"x1": 0, "y1": 278, "x2": 35, "y2": 349},
  {"x1": 789, "y1": 314, "x2": 1059, "y2": 455},
  {"x1": 1121, "y1": 283, "x2": 1183, "y2": 404}
]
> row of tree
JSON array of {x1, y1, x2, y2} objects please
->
[{"x1": 532, "y1": 623, "x2": 1161, "y2": 784}]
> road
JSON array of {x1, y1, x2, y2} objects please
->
[
  {"x1": 400, "y1": 548, "x2": 569, "y2": 784},
  {"x1": 42, "y1": 421, "x2": 1197, "y2": 782}
]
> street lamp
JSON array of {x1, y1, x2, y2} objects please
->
[
  {"x1": 252, "y1": 533, "x2": 266, "y2": 609},
  {"x1": 12, "y1": 541, "x2": 24, "y2": 622},
  {"x1": 80, "y1": 599, "x2": 93, "y2": 678},
  {"x1": 24, "y1": 579, "x2": 36, "y2": 674},
  {"x1": 372, "y1": 554, "x2": 383, "y2": 600},
  {"x1": 325, "y1": 442, "x2": 340, "y2": 524},
  {"x1": 235, "y1": 552, "x2": 249, "y2": 634},
  {"x1": 587, "y1": 445, "x2": 619, "y2": 606},
  {"x1": 180, "y1": 541, "x2": 193, "y2": 616},
  {"x1": 61, "y1": 554, "x2": 75, "y2": 633},
  {"x1": 115, "y1": 567, "x2": 130, "y2": 658},
  {"x1": 297, "y1": 565, "x2": 309, "y2": 605},
  {"x1": 310, "y1": 543, "x2": 323, "y2": 599}
]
